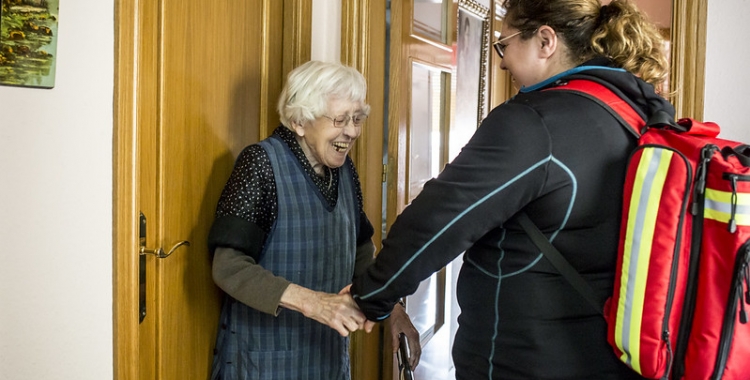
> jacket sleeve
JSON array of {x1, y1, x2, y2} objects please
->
[{"x1": 351, "y1": 102, "x2": 553, "y2": 320}]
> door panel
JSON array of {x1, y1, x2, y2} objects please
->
[
  {"x1": 150, "y1": 1, "x2": 276, "y2": 378},
  {"x1": 115, "y1": 0, "x2": 284, "y2": 379}
]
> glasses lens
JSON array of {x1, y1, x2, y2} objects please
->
[
  {"x1": 493, "y1": 42, "x2": 504, "y2": 58},
  {"x1": 333, "y1": 115, "x2": 348, "y2": 128},
  {"x1": 352, "y1": 114, "x2": 367, "y2": 126}
]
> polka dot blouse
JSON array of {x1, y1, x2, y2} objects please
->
[{"x1": 215, "y1": 126, "x2": 371, "y2": 239}]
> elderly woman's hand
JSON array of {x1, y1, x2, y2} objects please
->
[{"x1": 280, "y1": 283, "x2": 367, "y2": 337}]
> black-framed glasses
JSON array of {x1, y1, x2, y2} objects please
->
[
  {"x1": 322, "y1": 114, "x2": 368, "y2": 128},
  {"x1": 492, "y1": 30, "x2": 523, "y2": 59}
]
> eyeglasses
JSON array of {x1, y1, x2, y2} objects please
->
[
  {"x1": 322, "y1": 114, "x2": 368, "y2": 128},
  {"x1": 492, "y1": 30, "x2": 524, "y2": 59}
]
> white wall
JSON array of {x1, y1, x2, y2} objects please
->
[
  {"x1": 0, "y1": 1, "x2": 746, "y2": 380},
  {"x1": 704, "y1": 1, "x2": 750, "y2": 143},
  {"x1": 311, "y1": 0, "x2": 341, "y2": 62},
  {"x1": 0, "y1": 0, "x2": 114, "y2": 379}
]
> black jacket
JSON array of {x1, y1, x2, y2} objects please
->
[{"x1": 352, "y1": 58, "x2": 674, "y2": 379}]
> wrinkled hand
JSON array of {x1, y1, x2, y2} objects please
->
[
  {"x1": 279, "y1": 283, "x2": 367, "y2": 337},
  {"x1": 339, "y1": 285, "x2": 376, "y2": 333},
  {"x1": 387, "y1": 303, "x2": 421, "y2": 369}
]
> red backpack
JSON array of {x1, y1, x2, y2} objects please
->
[{"x1": 519, "y1": 79, "x2": 750, "y2": 380}]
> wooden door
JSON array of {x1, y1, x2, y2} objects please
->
[
  {"x1": 114, "y1": 0, "x2": 286, "y2": 379},
  {"x1": 385, "y1": 0, "x2": 478, "y2": 379}
]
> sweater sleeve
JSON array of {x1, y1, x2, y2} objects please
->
[
  {"x1": 354, "y1": 240, "x2": 376, "y2": 278},
  {"x1": 351, "y1": 102, "x2": 553, "y2": 320},
  {"x1": 212, "y1": 246, "x2": 291, "y2": 316}
]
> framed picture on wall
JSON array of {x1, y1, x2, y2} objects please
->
[
  {"x1": 0, "y1": 0, "x2": 60, "y2": 89},
  {"x1": 453, "y1": 1, "x2": 490, "y2": 157},
  {"x1": 475, "y1": 0, "x2": 492, "y2": 9}
]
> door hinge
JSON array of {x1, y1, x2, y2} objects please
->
[{"x1": 382, "y1": 164, "x2": 387, "y2": 183}]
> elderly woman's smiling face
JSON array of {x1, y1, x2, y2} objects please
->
[{"x1": 293, "y1": 97, "x2": 365, "y2": 175}]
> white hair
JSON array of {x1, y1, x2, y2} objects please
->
[{"x1": 277, "y1": 60, "x2": 370, "y2": 129}]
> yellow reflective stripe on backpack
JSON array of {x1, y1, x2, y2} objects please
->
[
  {"x1": 704, "y1": 188, "x2": 750, "y2": 226},
  {"x1": 616, "y1": 148, "x2": 674, "y2": 372}
]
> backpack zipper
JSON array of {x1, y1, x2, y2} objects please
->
[
  {"x1": 721, "y1": 173, "x2": 750, "y2": 233},
  {"x1": 711, "y1": 239, "x2": 750, "y2": 379},
  {"x1": 692, "y1": 146, "x2": 718, "y2": 215},
  {"x1": 673, "y1": 146, "x2": 714, "y2": 379}
]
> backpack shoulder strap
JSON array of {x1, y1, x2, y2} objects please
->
[
  {"x1": 545, "y1": 79, "x2": 645, "y2": 138},
  {"x1": 517, "y1": 212, "x2": 605, "y2": 315}
]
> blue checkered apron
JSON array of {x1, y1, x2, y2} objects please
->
[{"x1": 211, "y1": 135, "x2": 357, "y2": 380}]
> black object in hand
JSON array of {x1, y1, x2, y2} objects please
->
[{"x1": 397, "y1": 332, "x2": 415, "y2": 380}]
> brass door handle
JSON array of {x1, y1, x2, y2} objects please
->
[
  {"x1": 140, "y1": 240, "x2": 190, "y2": 259},
  {"x1": 138, "y1": 212, "x2": 191, "y2": 323}
]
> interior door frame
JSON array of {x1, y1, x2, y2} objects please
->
[
  {"x1": 112, "y1": 0, "x2": 305, "y2": 378},
  {"x1": 670, "y1": 0, "x2": 706, "y2": 120},
  {"x1": 112, "y1": 0, "x2": 152, "y2": 377}
]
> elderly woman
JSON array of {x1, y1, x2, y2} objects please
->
[
  {"x1": 352, "y1": 1, "x2": 674, "y2": 379},
  {"x1": 209, "y1": 61, "x2": 419, "y2": 380}
]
